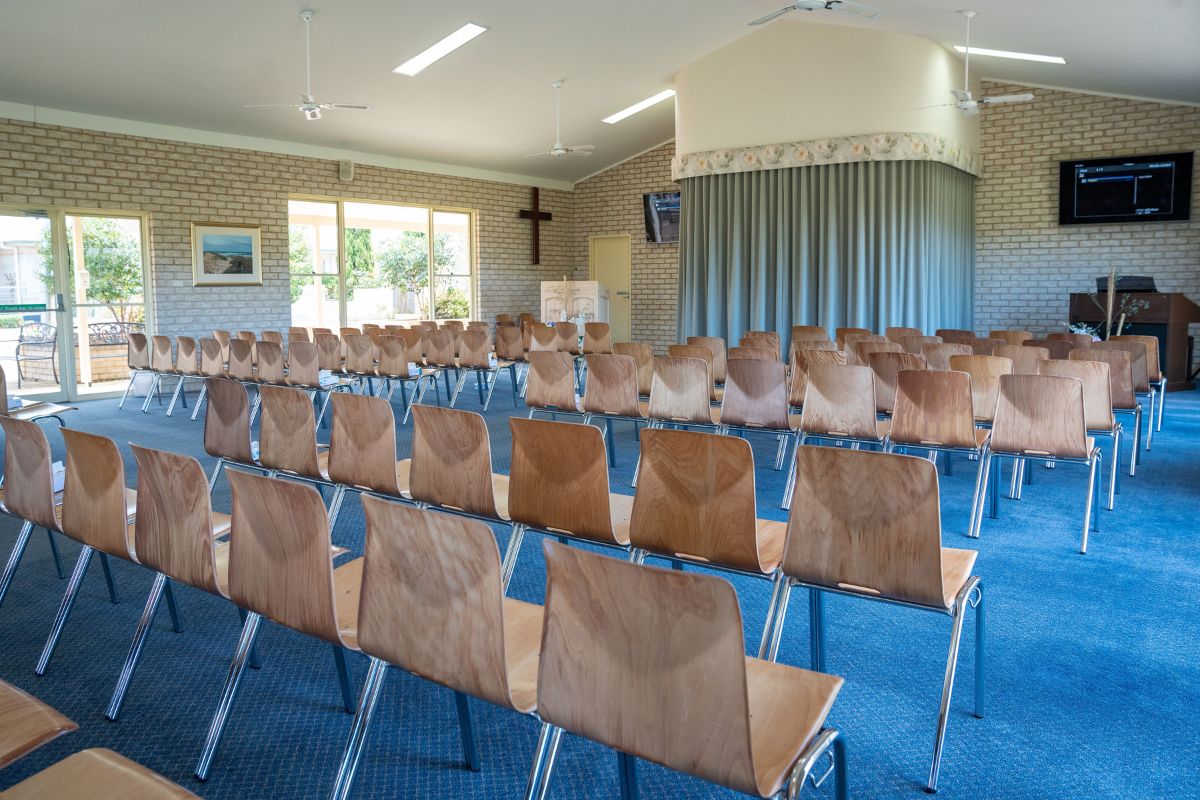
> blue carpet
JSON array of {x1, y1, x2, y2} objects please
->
[{"x1": 0, "y1": 378, "x2": 1198, "y2": 799}]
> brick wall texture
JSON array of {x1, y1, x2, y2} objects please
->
[{"x1": 976, "y1": 80, "x2": 1200, "y2": 360}]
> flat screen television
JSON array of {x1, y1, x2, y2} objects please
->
[
  {"x1": 1059, "y1": 152, "x2": 1193, "y2": 225},
  {"x1": 643, "y1": 191, "x2": 680, "y2": 243}
]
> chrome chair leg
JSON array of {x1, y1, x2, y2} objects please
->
[
  {"x1": 968, "y1": 450, "x2": 993, "y2": 539},
  {"x1": 326, "y1": 485, "x2": 347, "y2": 539},
  {"x1": 509, "y1": 363, "x2": 520, "y2": 407},
  {"x1": 117, "y1": 372, "x2": 138, "y2": 409},
  {"x1": 1107, "y1": 429, "x2": 1120, "y2": 511},
  {"x1": 617, "y1": 751, "x2": 638, "y2": 800},
  {"x1": 1145, "y1": 390, "x2": 1155, "y2": 450},
  {"x1": 1081, "y1": 452, "x2": 1100, "y2": 554},
  {"x1": 773, "y1": 433, "x2": 787, "y2": 471},
  {"x1": 106, "y1": 572, "x2": 167, "y2": 720},
  {"x1": 973, "y1": 583, "x2": 985, "y2": 719},
  {"x1": 45, "y1": 528, "x2": 65, "y2": 579},
  {"x1": 207, "y1": 457, "x2": 226, "y2": 495},
  {"x1": 449, "y1": 369, "x2": 470, "y2": 407},
  {"x1": 140, "y1": 373, "x2": 161, "y2": 413},
  {"x1": 758, "y1": 573, "x2": 792, "y2": 661},
  {"x1": 195, "y1": 610, "x2": 263, "y2": 781},
  {"x1": 163, "y1": 578, "x2": 183, "y2": 632},
  {"x1": 523, "y1": 722, "x2": 564, "y2": 800},
  {"x1": 455, "y1": 691, "x2": 481, "y2": 771},
  {"x1": 166, "y1": 377, "x2": 187, "y2": 417},
  {"x1": 190, "y1": 383, "x2": 208, "y2": 421},
  {"x1": 780, "y1": 434, "x2": 804, "y2": 510},
  {"x1": 500, "y1": 523, "x2": 528, "y2": 592},
  {"x1": 331, "y1": 645, "x2": 356, "y2": 712},
  {"x1": 926, "y1": 579, "x2": 974, "y2": 794},
  {"x1": 967, "y1": 444, "x2": 989, "y2": 535},
  {"x1": 808, "y1": 588, "x2": 826, "y2": 674},
  {"x1": 0, "y1": 521, "x2": 34, "y2": 607},
  {"x1": 98, "y1": 552, "x2": 120, "y2": 603},
  {"x1": 483, "y1": 370, "x2": 499, "y2": 411},
  {"x1": 329, "y1": 656, "x2": 389, "y2": 800},
  {"x1": 1156, "y1": 378, "x2": 1166, "y2": 431},
  {"x1": 36, "y1": 545, "x2": 95, "y2": 675}
]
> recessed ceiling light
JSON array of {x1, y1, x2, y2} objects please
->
[
  {"x1": 953, "y1": 45, "x2": 1065, "y2": 65},
  {"x1": 602, "y1": 89, "x2": 676, "y2": 124},
  {"x1": 393, "y1": 23, "x2": 487, "y2": 76}
]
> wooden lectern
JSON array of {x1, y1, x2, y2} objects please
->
[{"x1": 1069, "y1": 292, "x2": 1200, "y2": 391}]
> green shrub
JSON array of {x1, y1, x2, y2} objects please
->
[{"x1": 0, "y1": 315, "x2": 22, "y2": 329}]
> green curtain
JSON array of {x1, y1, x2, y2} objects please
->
[{"x1": 677, "y1": 159, "x2": 975, "y2": 342}]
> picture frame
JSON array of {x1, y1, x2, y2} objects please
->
[{"x1": 191, "y1": 223, "x2": 263, "y2": 286}]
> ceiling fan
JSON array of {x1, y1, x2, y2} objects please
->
[
  {"x1": 944, "y1": 10, "x2": 1034, "y2": 116},
  {"x1": 526, "y1": 81, "x2": 594, "y2": 158},
  {"x1": 245, "y1": 10, "x2": 369, "y2": 121},
  {"x1": 749, "y1": 0, "x2": 883, "y2": 26}
]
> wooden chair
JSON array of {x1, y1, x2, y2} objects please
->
[
  {"x1": 257, "y1": 385, "x2": 329, "y2": 489},
  {"x1": 375, "y1": 335, "x2": 435, "y2": 423},
  {"x1": 741, "y1": 330, "x2": 780, "y2": 358},
  {"x1": 164, "y1": 336, "x2": 200, "y2": 416},
  {"x1": 1040, "y1": 359, "x2": 1121, "y2": 511},
  {"x1": 105, "y1": 445, "x2": 238, "y2": 721},
  {"x1": 936, "y1": 328, "x2": 976, "y2": 345},
  {"x1": 139, "y1": 334, "x2": 175, "y2": 413},
  {"x1": 503, "y1": 416, "x2": 635, "y2": 589},
  {"x1": 452, "y1": 329, "x2": 511, "y2": 411},
  {"x1": 949, "y1": 354, "x2": 1013, "y2": 426},
  {"x1": 4, "y1": 748, "x2": 202, "y2": 799},
  {"x1": 989, "y1": 330, "x2": 1032, "y2": 346},
  {"x1": 553, "y1": 321, "x2": 580, "y2": 355},
  {"x1": 261, "y1": 330, "x2": 284, "y2": 347},
  {"x1": 970, "y1": 337, "x2": 1005, "y2": 356},
  {"x1": 526, "y1": 541, "x2": 847, "y2": 800},
  {"x1": 1092, "y1": 339, "x2": 1153, "y2": 449},
  {"x1": 972, "y1": 374, "x2": 1102, "y2": 551},
  {"x1": 202, "y1": 377, "x2": 261, "y2": 493},
  {"x1": 494, "y1": 325, "x2": 526, "y2": 404},
  {"x1": 225, "y1": 338, "x2": 255, "y2": 385},
  {"x1": 760, "y1": 445, "x2": 982, "y2": 793},
  {"x1": 901, "y1": 334, "x2": 942, "y2": 354},
  {"x1": 525, "y1": 351, "x2": 581, "y2": 420},
  {"x1": 583, "y1": 322, "x2": 612, "y2": 354},
  {"x1": 834, "y1": 326, "x2": 871, "y2": 349},
  {"x1": 195, "y1": 470, "x2": 361, "y2": 780},
  {"x1": 995, "y1": 343, "x2": 1048, "y2": 375},
  {"x1": 315, "y1": 332, "x2": 346, "y2": 375},
  {"x1": 236, "y1": 330, "x2": 256, "y2": 343},
  {"x1": 728, "y1": 346, "x2": 778, "y2": 361},
  {"x1": 328, "y1": 498, "x2": 544, "y2": 799},
  {"x1": 339, "y1": 326, "x2": 360, "y2": 339},
  {"x1": 580, "y1": 353, "x2": 648, "y2": 462},
  {"x1": 1048, "y1": 332, "x2": 1092, "y2": 349},
  {"x1": 867, "y1": 351, "x2": 928, "y2": 416},
  {"x1": 326, "y1": 392, "x2": 405, "y2": 532},
  {"x1": 719, "y1": 358, "x2": 796, "y2": 479},
  {"x1": 667, "y1": 343, "x2": 720, "y2": 403},
  {"x1": 613, "y1": 342, "x2": 653, "y2": 398},
  {"x1": 496, "y1": 313, "x2": 514, "y2": 324},
  {"x1": 0, "y1": 370, "x2": 74, "y2": 426},
  {"x1": 0, "y1": 678, "x2": 77, "y2": 769},
  {"x1": 643, "y1": 355, "x2": 721, "y2": 441},
  {"x1": 341, "y1": 333, "x2": 380, "y2": 393},
  {"x1": 528, "y1": 322, "x2": 558, "y2": 352},
  {"x1": 424, "y1": 328, "x2": 460, "y2": 400},
  {"x1": 212, "y1": 328, "x2": 231, "y2": 357},
  {"x1": 1070, "y1": 347, "x2": 1142, "y2": 476},
  {"x1": 1024, "y1": 338, "x2": 1073, "y2": 360},
  {"x1": 288, "y1": 326, "x2": 311, "y2": 342},
  {"x1": 188, "y1": 338, "x2": 228, "y2": 421},
  {"x1": 850, "y1": 339, "x2": 901, "y2": 367},
  {"x1": 685, "y1": 335, "x2": 727, "y2": 385},
  {"x1": 791, "y1": 324, "x2": 829, "y2": 341},
  {"x1": 312, "y1": 327, "x2": 334, "y2": 336},
  {"x1": 0, "y1": 416, "x2": 67, "y2": 607},
  {"x1": 786, "y1": 337, "x2": 837, "y2": 365},
  {"x1": 1109, "y1": 334, "x2": 1165, "y2": 432},
  {"x1": 923, "y1": 342, "x2": 973, "y2": 371},
  {"x1": 35, "y1": 428, "x2": 136, "y2": 676},
  {"x1": 787, "y1": 348, "x2": 847, "y2": 413},
  {"x1": 885, "y1": 326, "x2": 922, "y2": 343},
  {"x1": 118, "y1": 331, "x2": 153, "y2": 410}
]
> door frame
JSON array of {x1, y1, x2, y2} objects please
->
[{"x1": 588, "y1": 233, "x2": 632, "y2": 340}]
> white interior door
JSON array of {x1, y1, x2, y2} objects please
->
[{"x1": 589, "y1": 234, "x2": 632, "y2": 343}]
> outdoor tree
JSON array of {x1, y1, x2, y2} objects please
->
[
  {"x1": 288, "y1": 225, "x2": 312, "y2": 304},
  {"x1": 325, "y1": 227, "x2": 376, "y2": 301},
  {"x1": 38, "y1": 217, "x2": 143, "y2": 322},
  {"x1": 376, "y1": 232, "x2": 466, "y2": 317}
]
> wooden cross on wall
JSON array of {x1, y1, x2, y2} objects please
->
[{"x1": 518, "y1": 187, "x2": 552, "y2": 265}]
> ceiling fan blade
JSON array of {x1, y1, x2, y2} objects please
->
[
  {"x1": 911, "y1": 103, "x2": 956, "y2": 111},
  {"x1": 827, "y1": 1, "x2": 883, "y2": 19},
  {"x1": 570, "y1": 144, "x2": 595, "y2": 151},
  {"x1": 525, "y1": 151, "x2": 552, "y2": 158},
  {"x1": 244, "y1": 104, "x2": 303, "y2": 109},
  {"x1": 320, "y1": 103, "x2": 371, "y2": 110},
  {"x1": 749, "y1": 6, "x2": 795, "y2": 25},
  {"x1": 569, "y1": 150, "x2": 594, "y2": 157},
  {"x1": 979, "y1": 93, "x2": 1035, "y2": 105}
]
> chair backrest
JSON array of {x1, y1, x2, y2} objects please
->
[
  {"x1": 935, "y1": 328, "x2": 975, "y2": 345},
  {"x1": 130, "y1": 445, "x2": 223, "y2": 596},
  {"x1": 342, "y1": 334, "x2": 378, "y2": 375},
  {"x1": 261, "y1": 330, "x2": 284, "y2": 346},
  {"x1": 783, "y1": 446, "x2": 949, "y2": 609},
  {"x1": 1092, "y1": 340, "x2": 1149, "y2": 393},
  {"x1": 311, "y1": 327, "x2": 333, "y2": 336},
  {"x1": 0, "y1": 416, "x2": 58, "y2": 530},
  {"x1": 613, "y1": 342, "x2": 653, "y2": 396},
  {"x1": 995, "y1": 344, "x2": 1048, "y2": 375},
  {"x1": 630, "y1": 428, "x2": 769, "y2": 573},
  {"x1": 788, "y1": 348, "x2": 847, "y2": 408},
  {"x1": 581, "y1": 354, "x2": 641, "y2": 417},
  {"x1": 666, "y1": 344, "x2": 717, "y2": 401},
  {"x1": 126, "y1": 333, "x2": 150, "y2": 370},
  {"x1": 315, "y1": 333, "x2": 344, "y2": 371},
  {"x1": 227, "y1": 471, "x2": 351, "y2": 647},
  {"x1": 60, "y1": 428, "x2": 131, "y2": 559},
  {"x1": 867, "y1": 351, "x2": 928, "y2": 414},
  {"x1": 175, "y1": 336, "x2": 199, "y2": 375},
  {"x1": 495, "y1": 325, "x2": 523, "y2": 361},
  {"x1": 741, "y1": 330, "x2": 780, "y2": 357},
  {"x1": 508, "y1": 416, "x2": 619, "y2": 545},
  {"x1": 236, "y1": 330, "x2": 256, "y2": 343},
  {"x1": 889, "y1": 369, "x2": 977, "y2": 449},
  {"x1": 685, "y1": 336, "x2": 727, "y2": 383},
  {"x1": 203, "y1": 378, "x2": 254, "y2": 464},
  {"x1": 409, "y1": 405, "x2": 500, "y2": 519},
  {"x1": 364, "y1": 327, "x2": 385, "y2": 344},
  {"x1": 226, "y1": 339, "x2": 255, "y2": 381},
  {"x1": 255, "y1": 341, "x2": 285, "y2": 383},
  {"x1": 553, "y1": 321, "x2": 579, "y2": 354},
  {"x1": 648, "y1": 356, "x2": 712, "y2": 425},
  {"x1": 791, "y1": 325, "x2": 828, "y2": 341},
  {"x1": 198, "y1": 338, "x2": 225, "y2": 378},
  {"x1": 328, "y1": 392, "x2": 400, "y2": 495},
  {"x1": 851, "y1": 339, "x2": 901, "y2": 367},
  {"x1": 285, "y1": 341, "x2": 320, "y2": 388},
  {"x1": 971, "y1": 337, "x2": 1005, "y2": 356},
  {"x1": 394, "y1": 327, "x2": 422, "y2": 355},
  {"x1": 1048, "y1": 332, "x2": 1092, "y2": 349},
  {"x1": 583, "y1": 322, "x2": 612, "y2": 355},
  {"x1": 901, "y1": 335, "x2": 942, "y2": 355},
  {"x1": 358, "y1": 497, "x2": 524, "y2": 710},
  {"x1": 212, "y1": 329, "x2": 231, "y2": 348},
  {"x1": 1039, "y1": 359, "x2": 1114, "y2": 432},
  {"x1": 922, "y1": 342, "x2": 973, "y2": 371},
  {"x1": 726, "y1": 346, "x2": 777, "y2": 361},
  {"x1": 834, "y1": 327, "x2": 871, "y2": 348},
  {"x1": 842, "y1": 333, "x2": 887, "y2": 357},
  {"x1": 991, "y1": 374, "x2": 1089, "y2": 459},
  {"x1": 339, "y1": 327, "x2": 360, "y2": 338},
  {"x1": 457, "y1": 330, "x2": 492, "y2": 369},
  {"x1": 424, "y1": 329, "x2": 457, "y2": 368},
  {"x1": 719, "y1": 358, "x2": 789, "y2": 430},
  {"x1": 536, "y1": 541, "x2": 763, "y2": 798},
  {"x1": 990, "y1": 330, "x2": 1032, "y2": 346},
  {"x1": 948, "y1": 354, "x2": 1013, "y2": 423},
  {"x1": 1025, "y1": 338, "x2": 1073, "y2": 360},
  {"x1": 441, "y1": 320, "x2": 465, "y2": 334},
  {"x1": 1108, "y1": 335, "x2": 1161, "y2": 382},
  {"x1": 376, "y1": 336, "x2": 413, "y2": 379},
  {"x1": 525, "y1": 351, "x2": 577, "y2": 412},
  {"x1": 496, "y1": 313, "x2": 514, "y2": 324},
  {"x1": 1070, "y1": 347, "x2": 1136, "y2": 409},
  {"x1": 885, "y1": 326, "x2": 922, "y2": 343},
  {"x1": 258, "y1": 385, "x2": 322, "y2": 479},
  {"x1": 786, "y1": 338, "x2": 837, "y2": 365},
  {"x1": 801, "y1": 363, "x2": 879, "y2": 439},
  {"x1": 529, "y1": 323, "x2": 558, "y2": 352},
  {"x1": 288, "y1": 327, "x2": 311, "y2": 343},
  {"x1": 149, "y1": 335, "x2": 174, "y2": 372}
]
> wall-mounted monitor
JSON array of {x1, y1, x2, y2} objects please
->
[
  {"x1": 1059, "y1": 152, "x2": 1193, "y2": 225},
  {"x1": 643, "y1": 191, "x2": 681, "y2": 243}
]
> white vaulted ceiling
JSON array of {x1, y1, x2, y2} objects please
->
[{"x1": 0, "y1": 0, "x2": 1194, "y2": 187}]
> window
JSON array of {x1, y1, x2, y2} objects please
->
[{"x1": 287, "y1": 198, "x2": 475, "y2": 328}]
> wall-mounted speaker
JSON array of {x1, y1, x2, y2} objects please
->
[{"x1": 339, "y1": 160, "x2": 354, "y2": 181}]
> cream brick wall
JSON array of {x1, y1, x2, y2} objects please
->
[
  {"x1": 0, "y1": 118, "x2": 573, "y2": 338},
  {"x1": 574, "y1": 142, "x2": 679, "y2": 353},
  {"x1": 976, "y1": 81, "x2": 1200, "y2": 364}
]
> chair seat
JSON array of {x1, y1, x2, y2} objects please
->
[
  {"x1": 990, "y1": 436, "x2": 1096, "y2": 459},
  {"x1": 0, "y1": 680, "x2": 78, "y2": 770},
  {"x1": 332, "y1": 557, "x2": 364, "y2": 651},
  {"x1": 501, "y1": 598, "x2": 544, "y2": 714},
  {"x1": 0, "y1": 748, "x2": 200, "y2": 799},
  {"x1": 891, "y1": 428, "x2": 990, "y2": 451},
  {"x1": 395, "y1": 460, "x2": 511, "y2": 521},
  {"x1": 745, "y1": 657, "x2": 843, "y2": 798},
  {"x1": 940, "y1": 547, "x2": 979, "y2": 610},
  {"x1": 608, "y1": 493, "x2": 634, "y2": 546},
  {"x1": 4, "y1": 401, "x2": 77, "y2": 423},
  {"x1": 646, "y1": 518, "x2": 785, "y2": 575}
]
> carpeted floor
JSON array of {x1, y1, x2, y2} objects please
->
[{"x1": 0, "y1": 376, "x2": 1197, "y2": 799}]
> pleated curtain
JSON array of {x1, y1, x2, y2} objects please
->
[{"x1": 677, "y1": 159, "x2": 975, "y2": 341}]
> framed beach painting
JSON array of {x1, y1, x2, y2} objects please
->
[{"x1": 191, "y1": 223, "x2": 262, "y2": 286}]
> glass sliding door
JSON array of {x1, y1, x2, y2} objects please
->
[
  {"x1": 343, "y1": 201, "x2": 429, "y2": 328},
  {"x1": 432, "y1": 210, "x2": 473, "y2": 321},
  {"x1": 0, "y1": 209, "x2": 64, "y2": 400},
  {"x1": 287, "y1": 199, "x2": 340, "y2": 330}
]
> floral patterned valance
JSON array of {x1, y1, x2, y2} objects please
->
[{"x1": 671, "y1": 132, "x2": 981, "y2": 180}]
